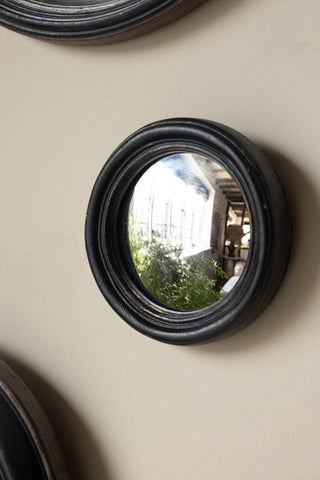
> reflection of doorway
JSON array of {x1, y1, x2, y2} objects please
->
[
  {"x1": 223, "y1": 200, "x2": 250, "y2": 278},
  {"x1": 202, "y1": 163, "x2": 250, "y2": 279}
]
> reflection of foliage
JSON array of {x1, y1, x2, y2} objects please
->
[{"x1": 129, "y1": 232, "x2": 227, "y2": 311}]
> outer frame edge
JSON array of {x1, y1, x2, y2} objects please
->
[
  {"x1": 0, "y1": 359, "x2": 70, "y2": 480},
  {"x1": 0, "y1": 0, "x2": 206, "y2": 42}
]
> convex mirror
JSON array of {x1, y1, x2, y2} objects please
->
[
  {"x1": 85, "y1": 118, "x2": 291, "y2": 344},
  {"x1": 128, "y1": 153, "x2": 250, "y2": 310}
]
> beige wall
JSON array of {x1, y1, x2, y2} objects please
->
[{"x1": 1, "y1": 0, "x2": 320, "y2": 478}]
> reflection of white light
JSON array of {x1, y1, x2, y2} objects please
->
[
  {"x1": 227, "y1": 209, "x2": 237, "y2": 225},
  {"x1": 131, "y1": 155, "x2": 215, "y2": 255},
  {"x1": 241, "y1": 223, "x2": 251, "y2": 245}
]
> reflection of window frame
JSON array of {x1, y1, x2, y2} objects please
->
[
  {"x1": 131, "y1": 155, "x2": 215, "y2": 256},
  {"x1": 211, "y1": 211, "x2": 221, "y2": 251}
]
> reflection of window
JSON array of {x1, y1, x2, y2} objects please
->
[{"x1": 131, "y1": 155, "x2": 215, "y2": 256}]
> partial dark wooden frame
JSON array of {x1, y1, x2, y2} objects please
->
[
  {"x1": 0, "y1": 359, "x2": 70, "y2": 480},
  {"x1": 85, "y1": 118, "x2": 292, "y2": 345},
  {"x1": 0, "y1": 0, "x2": 206, "y2": 42}
]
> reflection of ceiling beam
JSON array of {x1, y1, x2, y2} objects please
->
[
  {"x1": 216, "y1": 178, "x2": 244, "y2": 202},
  {"x1": 222, "y1": 191, "x2": 241, "y2": 196},
  {"x1": 222, "y1": 190, "x2": 242, "y2": 195},
  {"x1": 212, "y1": 168, "x2": 249, "y2": 216},
  {"x1": 217, "y1": 178, "x2": 236, "y2": 185},
  {"x1": 229, "y1": 200, "x2": 249, "y2": 219}
]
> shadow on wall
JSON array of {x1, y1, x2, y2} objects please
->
[
  {"x1": 52, "y1": 0, "x2": 252, "y2": 50},
  {"x1": 112, "y1": 0, "x2": 252, "y2": 50},
  {"x1": 194, "y1": 146, "x2": 320, "y2": 354},
  {"x1": 0, "y1": 353, "x2": 113, "y2": 480}
]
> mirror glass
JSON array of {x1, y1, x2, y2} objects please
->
[{"x1": 128, "y1": 153, "x2": 251, "y2": 311}]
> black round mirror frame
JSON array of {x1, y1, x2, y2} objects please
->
[
  {"x1": 85, "y1": 118, "x2": 292, "y2": 345},
  {"x1": 0, "y1": 0, "x2": 205, "y2": 42},
  {"x1": 0, "y1": 359, "x2": 70, "y2": 480}
]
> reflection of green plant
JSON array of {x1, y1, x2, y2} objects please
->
[{"x1": 129, "y1": 232, "x2": 227, "y2": 311}]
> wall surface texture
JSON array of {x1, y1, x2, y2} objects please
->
[{"x1": 1, "y1": 1, "x2": 320, "y2": 479}]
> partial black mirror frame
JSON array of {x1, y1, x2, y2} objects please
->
[
  {"x1": 85, "y1": 118, "x2": 292, "y2": 345},
  {"x1": 0, "y1": 0, "x2": 205, "y2": 42},
  {"x1": 0, "y1": 359, "x2": 70, "y2": 480}
]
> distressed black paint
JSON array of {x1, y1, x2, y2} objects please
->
[
  {"x1": 0, "y1": 0, "x2": 206, "y2": 42},
  {"x1": 85, "y1": 118, "x2": 292, "y2": 344}
]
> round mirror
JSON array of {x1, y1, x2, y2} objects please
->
[
  {"x1": 85, "y1": 118, "x2": 291, "y2": 344},
  {"x1": 0, "y1": 359, "x2": 70, "y2": 480},
  {"x1": 128, "y1": 153, "x2": 251, "y2": 311},
  {"x1": 0, "y1": 0, "x2": 206, "y2": 42}
]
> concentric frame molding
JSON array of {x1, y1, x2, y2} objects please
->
[
  {"x1": 0, "y1": 0, "x2": 206, "y2": 43},
  {"x1": 85, "y1": 118, "x2": 292, "y2": 345}
]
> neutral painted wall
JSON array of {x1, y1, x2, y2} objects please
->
[{"x1": 1, "y1": 0, "x2": 320, "y2": 478}]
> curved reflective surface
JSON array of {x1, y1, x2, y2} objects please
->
[{"x1": 128, "y1": 152, "x2": 251, "y2": 311}]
